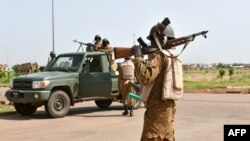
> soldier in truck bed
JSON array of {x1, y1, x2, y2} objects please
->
[
  {"x1": 96, "y1": 38, "x2": 113, "y2": 54},
  {"x1": 96, "y1": 38, "x2": 117, "y2": 74},
  {"x1": 93, "y1": 34, "x2": 102, "y2": 51}
]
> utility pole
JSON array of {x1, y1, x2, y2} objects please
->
[
  {"x1": 133, "y1": 33, "x2": 135, "y2": 45},
  {"x1": 52, "y1": 0, "x2": 55, "y2": 53},
  {"x1": 6, "y1": 53, "x2": 8, "y2": 65}
]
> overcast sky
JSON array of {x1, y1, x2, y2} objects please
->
[{"x1": 0, "y1": 0, "x2": 250, "y2": 66}]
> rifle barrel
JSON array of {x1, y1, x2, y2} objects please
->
[{"x1": 192, "y1": 30, "x2": 208, "y2": 38}]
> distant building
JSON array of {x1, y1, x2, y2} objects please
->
[
  {"x1": 0, "y1": 64, "x2": 8, "y2": 72},
  {"x1": 16, "y1": 63, "x2": 39, "y2": 74},
  {"x1": 183, "y1": 64, "x2": 197, "y2": 69},
  {"x1": 197, "y1": 64, "x2": 212, "y2": 69},
  {"x1": 233, "y1": 65, "x2": 244, "y2": 68}
]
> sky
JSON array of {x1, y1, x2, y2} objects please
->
[{"x1": 0, "y1": 0, "x2": 250, "y2": 67}]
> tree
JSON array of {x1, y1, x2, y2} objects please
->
[
  {"x1": 218, "y1": 69, "x2": 225, "y2": 81},
  {"x1": 12, "y1": 64, "x2": 19, "y2": 72},
  {"x1": 228, "y1": 67, "x2": 234, "y2": 79}
]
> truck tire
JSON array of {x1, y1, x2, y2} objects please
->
[
  {"x1": 45, "y1": 90, "x2": 70, "y2": 118},
  {"x1": 95, "y1": 99, "x2": 112, "y2": 109},
  {"x1": 14, "y1": 103, "x2": 37, "y2": 116}
]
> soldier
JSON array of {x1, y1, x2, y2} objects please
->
[
  {"x1": 119, "y1": 57, "x2": 136, "y2": 117},
  {"x1": 96, "y1": 38, "x2": 113, "y2": 54},
  {"x1": 97, "y1": 38, "x2": 117, "y2": 73},
  {"x1": 86, "y1": 35, "x2": 102, "y2": 52},
  {"x1": 93, "y1": 34, "x2": 102, "y2": 51},
  {"x1": 132, "y1": 17, "x2": 177, "y2": 141}
]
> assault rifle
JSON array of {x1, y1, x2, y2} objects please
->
[
  {"x1": 73, "y1": 39, "x2": 95, "y2": 52},
  {"x1": 163, "y1": 30, "x2": 208, "y2": 49},
  {"x1": 114, "y1": 30, "x2": 208, "y2": 59}
]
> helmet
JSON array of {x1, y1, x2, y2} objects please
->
[
  {"x1": 163, "y1": 25, "x2": 175, "y2": 38},
  {"x1": 102, "y1": 38, "x2": 110, "y2": 46},
  {"x1": 94, "y1": 35, "x2": 101, "y2": 41}
]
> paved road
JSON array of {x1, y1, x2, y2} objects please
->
[{"x1": 0, "y1": 93, "x2": 250, "y2": 141}]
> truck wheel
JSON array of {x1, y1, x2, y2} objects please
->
[
  {"x1": 95, "y1": 99, "x2": 112, "y2": 109},
  {"x1": 14, "y1": 103, "x2": 37, "y2": 115},
  {"x1": 45, "y1": 90, "x2": 70, "y2": 118}
]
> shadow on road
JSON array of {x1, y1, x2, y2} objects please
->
[
  {"x1": 70, "y1": 105, "x2": 128, "y2": 118},
  {"x1": 0, "y1": 105, "x2": 127, "y2": 120}
]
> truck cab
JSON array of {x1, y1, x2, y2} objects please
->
[{"x1": 5, "y1": 51, "x2": 130, "y2": 118}]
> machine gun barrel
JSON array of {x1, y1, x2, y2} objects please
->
[{"x1": 73, "y1": 39, "x2": 91, "y2": 46}]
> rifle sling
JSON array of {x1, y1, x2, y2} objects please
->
[{"x1": 153, "y1": 32, "x2": 189, "y2": 58}]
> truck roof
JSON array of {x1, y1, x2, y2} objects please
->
[{"x1": 58, "y1": 51, "x2": 108, "y2": 56}]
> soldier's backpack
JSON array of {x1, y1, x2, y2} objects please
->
[
  {"x1": 121, "y1": 60, "x2": 135, "y2": 80},
  {"x1": 161, "y1": 49, "x2": 183, "y2": 100},
  {"x1": 153, "y1": 32, "x2": 184, "y2": 100}
]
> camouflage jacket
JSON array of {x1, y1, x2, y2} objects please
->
[
  {"x1": 96, "y1": 45, "x2": 113, "y2": 54},
  {"x1": 133, "y1": 51, "x2": 168, "y2": 107}
]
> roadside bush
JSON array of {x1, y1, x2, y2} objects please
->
[
  {"x1": 218, "y1": 69, "x2": 226, "y2": 81},
  {"x1": 228, "y1": 67, "x2": 234, "y2": 78}
]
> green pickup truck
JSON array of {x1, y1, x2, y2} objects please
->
[{"x1": 5, "y1": 51, "x2": 140, "y2": 118}]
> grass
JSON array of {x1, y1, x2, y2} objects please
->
[
  {"x1": 183, "y1": 68, "x2": 250, "y2": 89},
  {"x1": 0, "y1": 104, "x2": 14, "y2": 113}
]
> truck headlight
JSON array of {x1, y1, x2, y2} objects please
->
[
  {"x1": 10, "y1": 80, "x2": 13, "y2": 88},
  {"x1": 32, "y1": 81, "x2": 50, "y2": 89}
]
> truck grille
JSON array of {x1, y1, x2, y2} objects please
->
[{"x1": 13, "y1": 80, "x2": 32, "y2": 89}]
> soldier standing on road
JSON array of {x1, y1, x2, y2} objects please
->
[
  {"x1": 132, "y1": 17, "x2": 178, "y2": 141},
  {"x1": 119, "y1": 57, "x2": 136, "y2": 117}
]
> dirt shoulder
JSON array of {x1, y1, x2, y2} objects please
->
[{"x1": 184, "y1": 88, "x2": 250, "y2": 94}]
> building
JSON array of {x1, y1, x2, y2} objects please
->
[
  {"x1": 16, "y1": 63, "x2": 39, "y2": 74},
  {"x1": 0, "y1": 64, "x2": 8, "y2": 72}
]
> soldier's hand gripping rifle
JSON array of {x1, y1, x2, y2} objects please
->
[
  {"x1": 114, "y1": 30, "x2": 208, "y2": 59},
  {"x1": 73, "y1": 39, "x2": 95, "y2": 52}
]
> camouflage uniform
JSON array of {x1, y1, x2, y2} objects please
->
[
  {"x1": 97, "y1": 44, "x2": 117, "y2": 73},
  {"x1": 134, "y1": 51, "x2": 176, "y2": 141},
  {"x1": 96, "y1": 45, "x2": 113, "y2": 54},
  {"x1": 117, "y1": 67, "x2": 135, "y2": 116},
  {"x1": 94, "y1": 40, "x2": 102, "y2": 51}
]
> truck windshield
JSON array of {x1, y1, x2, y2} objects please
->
[{"x1": 48, "y1": 55, "x2": 83, "y2": 72}]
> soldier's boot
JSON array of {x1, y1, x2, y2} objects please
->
[
  {"x1": 129, "y1": 106, "x2": 134, "y2": 117},
  {"x1": 122, "y1": 105, "x2": 129, "y2": 116}
]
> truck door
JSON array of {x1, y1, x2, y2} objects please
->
[{"x1": 79, "y1": 55, "x2": 112, "y2": 98}]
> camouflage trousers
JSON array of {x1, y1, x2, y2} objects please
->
[
  {"x1": 121, "y1": 79, "x2": 135, "y2": 106},
  {"x1": 140, "y1": 100, "x2": 176, "y2": 141}
]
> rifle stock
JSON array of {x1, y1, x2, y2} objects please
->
[{"x1": 114, "y1": 47, "x2": 133, "y2": 59}]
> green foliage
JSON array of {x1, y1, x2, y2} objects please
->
[
  {"x1": 228, "y1": 67, "x2": 234, "y2": 77},
  {"x1": 0, "y1": 104, "x2": 14, "y2": 113},
  {"x1": 0, "y1": 71, "x2": 18, "y2": 86},
  {"x1": 184, "y1": 68, "x2": 250, "y2": 89},
  {"x1": 218, "y1": 69, "x2": 226, "y2": 81}
]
